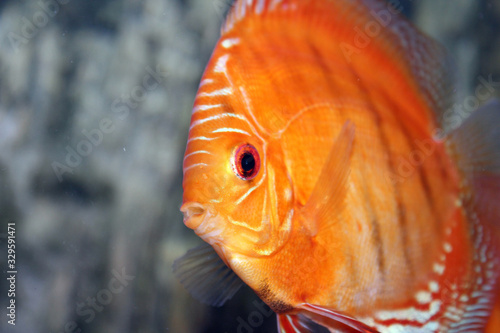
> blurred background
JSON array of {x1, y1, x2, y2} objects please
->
[{"x1": 0, "y1": 0, "x2": 498, "y2": 332}]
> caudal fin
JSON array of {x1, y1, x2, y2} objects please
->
[{"x1": 449, "y1": 98, "x2": 500, "y2": 227}]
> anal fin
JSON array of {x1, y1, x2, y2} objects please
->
[
  {"x1": 278, "y1": 304, "x2": 379, "y2": 333},
  {"x1": 297, "y1": 304, "x2": 379, "y2": 333},
  {"x1": 277, "y1": 314, "x2": 311, "y2": 333}
]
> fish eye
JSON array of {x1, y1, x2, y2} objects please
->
[{"x1": 232, "y1": 144, "x2": 260, "y2": 180}]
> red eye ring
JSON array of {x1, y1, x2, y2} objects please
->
[{"x1": 232, "y1": 144, "x2": 260, "y2": 180}]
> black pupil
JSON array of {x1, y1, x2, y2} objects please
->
[{"x1": 241, "y1": 153, "x2": 255, "y2": 173}]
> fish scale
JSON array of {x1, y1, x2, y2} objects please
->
[
  {"x1": 363, "y1": 205, "x2": 499, "y2": 332},
  {"x1": 175, "y1": 0, "x2": 500, "y2": 332}
]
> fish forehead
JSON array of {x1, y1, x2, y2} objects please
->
[
  {"x1": 197, "y1": 2, "x2": 440, "y2": 149},
  {"x1": 205, "y1": 26, "x2": 366, "y2": 137}
]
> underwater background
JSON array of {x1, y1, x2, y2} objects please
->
[{"x1": 0, "y1": 0, "x2": 499, "y2": 332}]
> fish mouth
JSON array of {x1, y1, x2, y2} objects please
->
[
  {"x1": 180, "y1": 202, "x2": 207, "y2": 230},
  {"x1": 180, "y1": 203, "x2": 230, "y2": 267}
]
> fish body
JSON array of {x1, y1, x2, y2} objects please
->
[{"x1": 176, "y1": 0, "x2": 500, "y2": 332}]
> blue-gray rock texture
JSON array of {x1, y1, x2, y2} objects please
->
[{"x1": 0, "y1": 0, "x2": 498, "y2": 332}]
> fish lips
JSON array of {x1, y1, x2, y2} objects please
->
[
  {"x1": 180, "y1": 202, "x2": 231, "y2": 266},
  {"x1": 180, "y1": 202, "x2": 221, "y2": 241},
  {"x1": 180, "y1": 202, "x2": 207, "y2": 230}
]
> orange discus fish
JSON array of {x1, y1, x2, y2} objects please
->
[{"x1": 173, "y1": 0, "x2": 500, "y2": 332}]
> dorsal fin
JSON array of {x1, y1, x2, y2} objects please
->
[
  {"x1": 356, "y1": 0, "x2": 455, "y2": 133},
  {"x1": 221, "y1": 0, "x2": 454, "y2": 131},
  {"x1": 221, "y1": 0, "x2": 283, "y2": 34}
]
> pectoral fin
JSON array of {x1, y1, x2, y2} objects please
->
[
  {"x1": 302, "y1": 121, "x2": 355, "y2": 236},
  {"x1": 172, "y1": 243, "x2": 243, "y2": 307}
]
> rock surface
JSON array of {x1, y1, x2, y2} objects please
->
[{"x1": 0, "y1": 1, "x2": 497, "y2": 333}]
